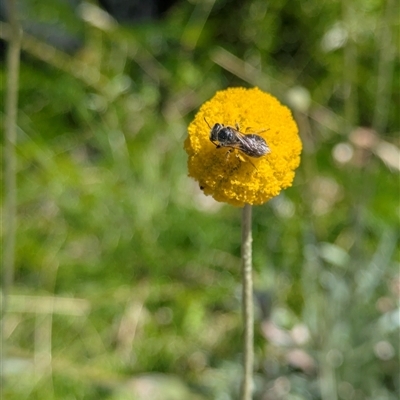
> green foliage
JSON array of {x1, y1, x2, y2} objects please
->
[{"x1": 2, "y1": 0, "x2": 399, "y2": 399}]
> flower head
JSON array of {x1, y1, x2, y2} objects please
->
[{"x1": 184, "y1": 87, "x2": 302, "y2": 206}]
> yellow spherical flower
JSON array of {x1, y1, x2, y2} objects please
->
[{"x1": 184, "y1": 87, "x2": 302, "y2": 206}]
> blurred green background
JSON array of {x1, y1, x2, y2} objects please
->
[{"x1": 1, "y1": 0, "x2": 399, "y2": 399}]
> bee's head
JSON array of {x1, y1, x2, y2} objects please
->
[{"x1": 209, "y1": 123, "x2": 223, "y2": 142}]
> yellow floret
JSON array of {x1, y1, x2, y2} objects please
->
[{"x1": 184, "y1": 87, "x2": 302, "y2": 206}]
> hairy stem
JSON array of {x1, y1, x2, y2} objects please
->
[{"x1": 240, "y1": 204, "x2": 254, "y2": 400}]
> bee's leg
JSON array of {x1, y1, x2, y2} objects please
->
[
  {"x1": 225, "y1": 150, "x2": 241, "y2": 169},
  {"x1": 236, "y1": 152, "x2": 258, "y2": 171},
  {"x1": 225, "y1": 149, "x2": 233, "y2": 159},
  {"x1": 248, "y1": 159, "x2": 258, "y2": 170},
  {"x1": 225, "y1": 150, "x2": 241, "y2": 172}
]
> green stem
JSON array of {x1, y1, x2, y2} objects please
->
[
  {"x1": 2, "y1": 0, "x2": 21, "y2": 391},
  {"x1": 240, "y1": 204, "x2": 254, "y2": 400},
  {"x1": 372, "y1": 0, "x2": 396, "y2": 133}
]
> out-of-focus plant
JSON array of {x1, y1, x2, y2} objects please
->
[{"x1": 1, "y1": 0, "x2": 398, "y2": 399}]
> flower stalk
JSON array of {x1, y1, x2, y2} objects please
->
[
  {"x1": 184, "y1": 86, "x2": 302, "y2": 399},
  {"x1": 241, "y1": 203, "x2": 254, "y2": 400}
]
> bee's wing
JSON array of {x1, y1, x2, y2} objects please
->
[
  {"x1": 235, "y1": 131, "x2": 254, "y2": 145},
  {"x1": 235, "y1": 132, "x2": 270, "y2": 157}
]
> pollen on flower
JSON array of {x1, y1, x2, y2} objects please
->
[{"x1": 184, "y1": 87, "x2": 302, "y2": 207}]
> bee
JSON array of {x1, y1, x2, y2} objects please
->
[{"x1": 206, "y1": 120, "x2": 270, "y2": 158}]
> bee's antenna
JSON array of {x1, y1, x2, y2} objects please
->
[{"x1": 204, "y1": 117, "x2": 211, "y2": 129}]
